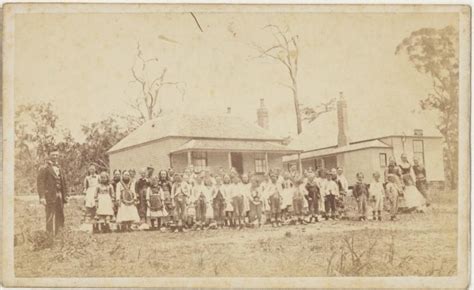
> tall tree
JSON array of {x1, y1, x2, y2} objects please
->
[
  {"x1": 80, "y1": 117, "x2": 132, "y2": 173},
  {"x1": 129, "y1": 42, "x2": 185, "y2": 121},
  {"x1": 395, "y1": 26, "x2": 459, "y2": 189},
  {"x1": 252, "y1": 25, "x2": 303, "y2": 134},
  {"x1": 15, "y1": 102, "x2": 61, "y2": 193}
]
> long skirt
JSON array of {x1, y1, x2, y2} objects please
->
[
  {"x1": 96, "y1": 194, "x2": 114, "y2": 217},
  {"x1": 116, "y1": 203, "x2": 140, "y2": 223},
  {"x1": 84, "y1": 186, "x2": 97, "y2": 208},
  {"x1": 403, "y1": 185, "x2": 426, "y2": 209}
]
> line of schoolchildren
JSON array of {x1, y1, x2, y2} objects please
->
[{"x1": 82, "y1": 156, "x2": 427, "y2": 233}]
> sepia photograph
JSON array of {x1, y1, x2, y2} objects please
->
[{"x1": 2, "y1": 3, "x2": 470, "y2": 288}]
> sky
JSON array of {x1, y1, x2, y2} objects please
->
[{"x1": 14, "y1": 10, "x2": 458, "y2": 140}]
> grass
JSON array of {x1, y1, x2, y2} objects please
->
[{"x1": 14, "y1": 189, "x2": 457, "y2": 277}]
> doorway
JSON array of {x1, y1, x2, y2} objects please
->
[{"x1": 231, "y1": 152, "x2": 244, "y2": 174}]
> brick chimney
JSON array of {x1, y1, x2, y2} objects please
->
[
  {"x1": 257, "y1": 98, "x2": 269, "y2": 129},
  {"x1": 337, "y1": 92, "x2": 350, "y2": 147}
]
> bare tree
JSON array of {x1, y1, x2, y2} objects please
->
[
  {"x1": 301, "y1": 98, "x2": 337, "y2": 123},
  {"x1": 252, "y1": 25, "x2": 303, "y2": 134},
  {"x1": 130, "y1": 42, "x2": 185, "y2": 121}
]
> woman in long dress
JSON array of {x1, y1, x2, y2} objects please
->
[{"x1": 401, "y1": 174, "x2": 426, "y2": 212}]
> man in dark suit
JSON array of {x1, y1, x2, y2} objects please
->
[{"x1": 37, "y1": 147, "x2": 68, "y2": 235}]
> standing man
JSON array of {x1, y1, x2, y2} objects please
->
[{"x1": 37, "y1": 146, "x2": 68, "y2": 235}]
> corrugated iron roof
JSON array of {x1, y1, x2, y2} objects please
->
[
  {"x1": 108, "y1": 113, "x2": 286, "y2": 154},
  {"x1": 290, "y1": 111, "x2": 442, "y2": 152}
]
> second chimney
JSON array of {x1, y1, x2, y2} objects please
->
[
  {"x1": 337, "y1": 92, "x2": 350, "y2": 147},
  {"x1": 257, "y1": 98, "x2": 269, "y2": 129}
]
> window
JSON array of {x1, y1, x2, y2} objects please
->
[
  {"x1": 192, "y1": 152, "x2": 207, "y2": 171},
  {"x1": 314, "y1": 158, "x2": 324, "y2": 170},
  {"x1": 255, "y1": 153, "x2": 267, "y2": 173},
  {"x1": 379, "y1": 153, "x2": 387, "y2": 167},
  {"x1": 413, "y1": 140, "x2": 425, "y2": 164}
]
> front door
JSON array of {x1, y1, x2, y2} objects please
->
[{"x1": 231, "y1": 152, "x2": 244, "y2": 174}]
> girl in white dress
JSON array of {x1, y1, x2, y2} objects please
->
[
  {"x1": 83, "y1": 165, "x2": 99, "y2": 224},
  {"x1": 281, "y1": 173, "x2": 295, "y2": 222},
  {"x1": 95, "y1": 172, "x2": 114, "y2": 232}
]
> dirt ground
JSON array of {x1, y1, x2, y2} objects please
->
[{"x1": 14, "y1": 190, "x2": 457, "y2": 277}]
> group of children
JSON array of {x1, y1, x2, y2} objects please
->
[{"x1": 82, "y1": 157, "x2": 428, "y2": 233}]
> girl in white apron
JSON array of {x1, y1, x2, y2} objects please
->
[
  {"x1": 116, "y1": 171, "x2": 140, "y2": 231},
  {"x1": 95, "y1": 172, "x2": 114, "y2": 233},
  {"x1": 83, "y1": 165, "x2": 99, "y2": 227}
]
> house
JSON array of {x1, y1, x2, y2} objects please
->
[
  {"x1": 107, "y1": 99, "x2": 301, "y2": 174},
  {"x1": 283, "y1": 92, "x2": 445, "y2": 186}
]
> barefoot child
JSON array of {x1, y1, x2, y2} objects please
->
[
  {"x1": 146, "y1": 176, "x2": 165, "y2": 230},
  {"x1": 369, "y1": 172, "x2": 385, "y2": 221},
  {"x1": 94, "y1": 172, "x2": 115, "y2": 233}
]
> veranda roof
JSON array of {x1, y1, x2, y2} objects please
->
[
  {"x1": 283, "y1": 140, "x2": 391, "y2": 162},
  {"x1": 171, "y1": 139, "x2": 302, "y2": 154}
]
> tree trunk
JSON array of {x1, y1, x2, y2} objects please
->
[
  {"x1": 147, "y1": 106, "x2": 153, "y2": 121},
  {"x1": 292, "y1": 80, "x2": 303, "y2": 135}
]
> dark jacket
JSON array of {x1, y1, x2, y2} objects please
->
[
  {"x1": 352, "y1": 182, "x2": 369, "y2": 199},
  {"x1": 37, "y1": 162, "x2": 68, "y2": 204}
]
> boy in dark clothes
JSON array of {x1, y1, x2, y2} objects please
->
[
  {"x1": 353, "y1": 172, "x2": 369, "y2": 221},
  {"x1": 134, "y1": 169, "x2": 149, "y2": 224},
  {"x1": 305, "y1": 173, "x2": 320, "y2": 223}
]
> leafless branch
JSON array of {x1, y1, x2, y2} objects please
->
[{"x1": 190, "y1": 12, "x2": 203, "y2": 32}]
